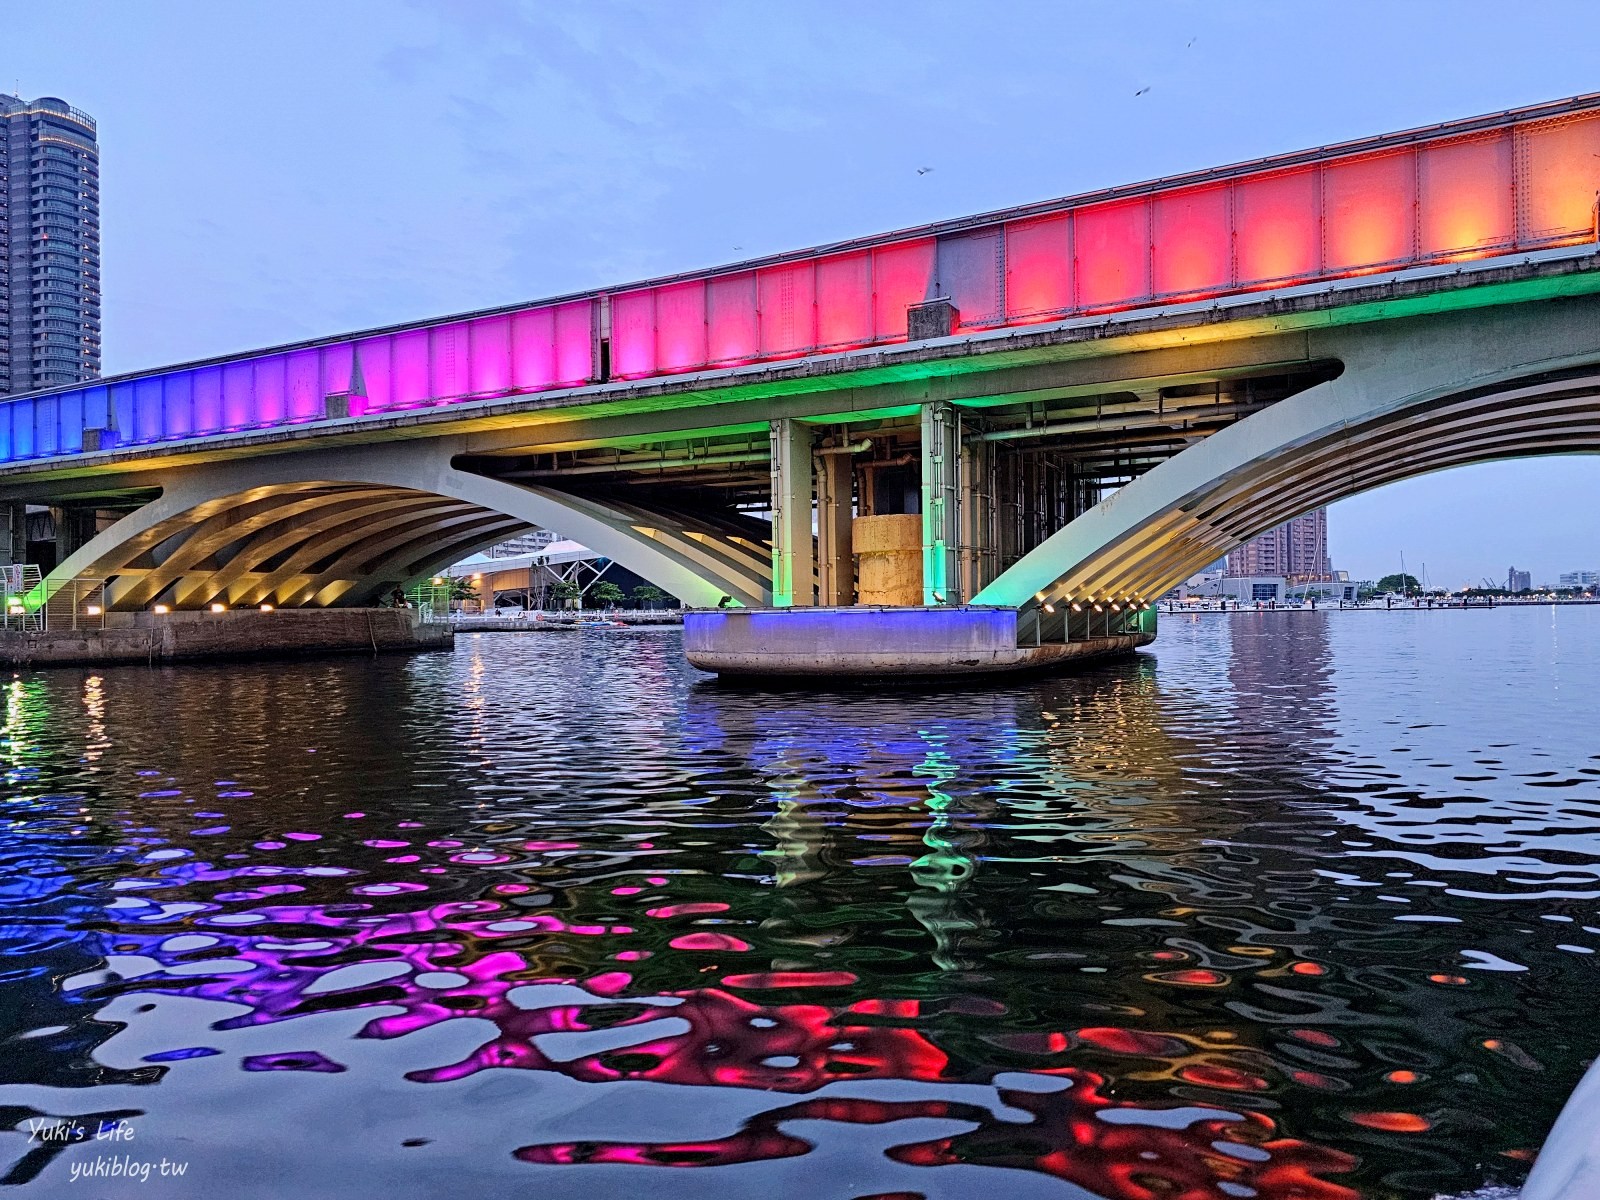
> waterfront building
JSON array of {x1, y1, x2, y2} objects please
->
[
  {"x1": 485, "y1": 528, "x2": 562, "y2": 558},
  {"x1": 0, "y1": 95, "x2": 100, "y2": 396},
  {"x1": 1227, "y1": 509, "x2": 1332, "y2": 580},
  {"x1": 1508, "y1": 567, "x2": 1532, "y2": 592},
  {"x1": 1558, "y1": 569, "x2": 1599, "y2": 588}
]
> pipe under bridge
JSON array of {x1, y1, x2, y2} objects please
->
[{"x1": 0, "y1": 95, "x2": 1599, "y2": 664}]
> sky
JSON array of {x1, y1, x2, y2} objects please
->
[{"x1": 7, "y1": 0, "x2": 1600, "y2": 588}]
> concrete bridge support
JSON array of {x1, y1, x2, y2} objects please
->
[{"x1": 768, "y1": 418, "x2": 814, "y2": 607}]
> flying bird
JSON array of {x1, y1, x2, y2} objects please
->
[
  {"x1": 1134, "y1": 86, "x2": 1151, "y2": 97},
  {"x1": 917, "y1": 166, "x2": 934, "y2": 175},
  {"x1": 1186, "y1": 37, "x2": 1197, "y2": 47}
]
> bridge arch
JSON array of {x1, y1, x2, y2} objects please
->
[
  {"x1": 974, "y1": 304, "x2": 1600, "y2": 611},
  {"x1": 35, "y1": 441, "x2": 773, "y2": 612}
]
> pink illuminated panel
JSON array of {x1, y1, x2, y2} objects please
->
[
  {"x1": 655, "y1": 281, "x2": 707, "y2": 373},
  {"x1": 1518, "y1": 114, "x2": 1600, "y2": 243},
  {"x1": 510, "y1": 308, "x2": 557, "y2": 393},
  {"x1": 1076, "y1": 200, "x2": 1150, "y2": 309},
  {"x1": 872, "y1": 239, "x2": 934, "y2": 342},
  {"x1": 758, "y1": 261, "x2": 816, "y2": 357},
  {"x1": 816, "y1": 251, "x2": 872, "y2": 348},
  {"x1": 391, "y1": 330, "x2": 430, "y2": 408},
  {"x1": 1323, "y1": 150, "x2": 1415, "y2": 271},
  {"x1": 706, "y1": 273, "x2": 758, "y2": 364},
  {"x1": 1004, "y1": 215, "x2": 1071, "y2": 320},
  {"x1": 1234, "y1": 169, "x2": 1319, "y2": 284},
  {"x1": 355, "y1": 337, "x2": 392, "y2": 413},
  {"x1": 468, "y1": 317, "x2": 512, "y2": 397},
  {"x1": 554, "y1": 301, "x2": 595, "y2": 386},
  {"x1": 1151, "y1": 186, "x2": 1230, "y2": 297},
  {"x1": 431, "y1": 324, "x2": 469, "y2": 402},
  {"x1": 1420, "y1": 133, "x2": 1514, "y2": 257},
  {"x1": 610, "y1": 291, "x2": 656, "y2": 380}
]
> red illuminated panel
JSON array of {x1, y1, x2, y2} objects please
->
[
  {"x1": 871, "y1": 239, "x2": 934, "y2": 342},
  {"x1": 1517, "y1": 114, "x2": 1600, "y2": 244},
  {"x1": 1151, "y1": 185, "x2": 1230, "y2": 297},
  {"x1": 816, "y1": 251, "x2": 872, "y2": 348},
  {"x1": 655, "y1": 281, "x2": 707, "y2": 373},
  {"x1": 252, "y1": 355, "x2": 287, "y2": 424},
  {"x1": 1234, "y1": 169, "x2": 1319, "y2": 284},
  {"x1": 1323, "y1": 150, "x2": 1415, "y2": 271},
  {"x1": 391, "y1": 329, "x2": 430, "y2": 408},
  {"x1": 610, "y1": 290, "x2": 656, "y2": 380},
  {"x1": 1075, "y1": 200, "x2": 1150, "y2": 309},
  {"x1": 467, "y1": 316, "x2": 512, "y2": 396},
  {"x1": 554, "y1": 301, "x2": 596, "y2": 386},
  {"x1": 1005, "y1": 215, "x2": 1071, "y2": 321},
  {"x1": 509, "y1": 307, "x2": 557, "y2": 393},
  {"x1": 758, "y1": 261, "x2": 816, "y2": 357},
  {"x1": 1419, "y1": 133, "x2": 1514, "y2": 258},
  {"x1": 707, "y1": 273, "x2": 758, "y2": 364}
]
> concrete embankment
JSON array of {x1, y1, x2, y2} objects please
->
[
  {"x1": 451, "y1": 612, "x2": 683, "y2": 632},
  {"x1": 0, "y1": 609, "x2": 451, "y2": 669}
]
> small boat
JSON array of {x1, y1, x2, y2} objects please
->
[{"x1": 576, "y1": 618, "x2": 628, "y2": 628}]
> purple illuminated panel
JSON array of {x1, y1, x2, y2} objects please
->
[{"x1": 285, "y1": 351, "x2": 321, "y2": 423}]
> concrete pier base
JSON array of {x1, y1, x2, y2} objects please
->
[
  {"x1": 0, "y1": 608, "x2": 451, "y2": 669},
  {"x1": 683, "y1": 605, "x2": 1153, "y2": 679}
]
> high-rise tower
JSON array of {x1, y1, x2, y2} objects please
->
[
  {"x1": 1227, "y1": 508, "x2": 1332, "y2": 580},
  {"x1": 0, "y1": 95, "x2": 100, "y2": 396}
]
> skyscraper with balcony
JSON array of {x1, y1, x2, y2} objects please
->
[{"x1": 0, "y1": 95, "x2": 100, "y2": 396}]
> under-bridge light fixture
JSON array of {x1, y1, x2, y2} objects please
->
[
  {"x1": 85, "y1": 605, "x2": 101, "y2": 616},
  {"x1": 1110, "y1": 603, "x2": 1121, "y2": 612},
  {"x1": 1042, "y1": 603, "x2": 1055, "y2": 614},
  {"x1": 259, "y1": 604, "x2": 274, "y2": 612},
  {"x1": 210, "y1": 603, "x2": 227, "y2": 613},
  {"x1": 1071, "y1": 602, "x2": 1083, "y2": 612},
  {"x1": 1092, "y1": 604, "x2": 1103, "y2": 613},
  {"x1": 6, "y1": 605, "x2": 22, "y2": 616},
  {"x1": 153, "y1": 605, "x2": 170, "y2": 614}
]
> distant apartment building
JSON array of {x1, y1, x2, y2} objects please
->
[
  {"x1": 1558, "y1": 569, "x2": 1599, "y2": 588},
  {"x1": 485, "y1": 529, "x2": 562, "y2": 557},
  {"x1": 1227, "y1": 509, "x2": 1332, "y2": 580},
  {"x1": 1508, "y1": 567, "x2": 1532, "y2": 592},
  {"x1": 0, "y1": 95, "x2": 101, "y2": 396}
]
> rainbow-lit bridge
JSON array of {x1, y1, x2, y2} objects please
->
[{"x1": 4, "y1": 95, "x2": 1600, "y2": 671}]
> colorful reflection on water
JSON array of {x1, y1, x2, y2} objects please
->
[{"x1": 0, "y1": 608, "x2": 1597, "y2": 1198}]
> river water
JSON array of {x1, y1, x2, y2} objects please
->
[{"x1": 0, "y1": 607, "x2": 1596, "y2": 1199}]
